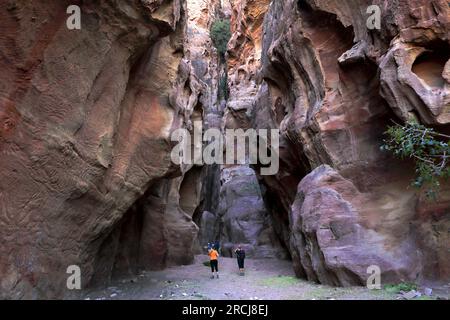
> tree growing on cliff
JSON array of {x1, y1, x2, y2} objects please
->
[
  {"x1": 210, "y1": 19, "x2": 231, "y2": 62},
  {"x1": 381, "y1": 120, "x2": 450, "y2": 199}
]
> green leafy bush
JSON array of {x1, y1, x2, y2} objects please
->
[
  {"x1": 210, "y1": 19, "x2": 231, "y2": 61},
  {"x1": 383, "y1": 282, "x2": 418, "y2": 294},
  {"x1": 382, "y1": 120, "x2": 450, "y2": 199}
]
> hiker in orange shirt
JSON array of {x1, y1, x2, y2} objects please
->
[{"x1": 208, "y1": 245, "x2": 220, "y2": 279}]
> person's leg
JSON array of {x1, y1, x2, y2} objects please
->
[
  {"x1": 210, "y1": 260, "x2": 215, "y2": 278},
  {"x1": 216, "y1": 260, "x2": 219, "y2": 278},
  {"x1": 212, "y1": 260, "x2": 218, "y2": 278},
  {"x1": 238, "y1": 258, "x2": 244, "y2": 275}
]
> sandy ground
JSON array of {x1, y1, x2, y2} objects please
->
[{"x1": 80, "y1": 255, "x2": 449, "y2": 300}]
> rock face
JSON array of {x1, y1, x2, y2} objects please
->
[
  {"x1": 218, "y1": 166, "x2": 286, "y2": 258},
  {"x1": 245, "y1": 0, "x2": 450, "y2": 285},
  {"x1": 290, "y1": 165, "x2": 421, "y2": 285},
  {"x1": 0, "y1": 0, "x2": 215, "y2": 298},
  {"x1": 226, "y1": 0, "x2": 270, "y2": 114},
  {"x1": 205, "y1": 0, "x2": 288, "y2": 259}
]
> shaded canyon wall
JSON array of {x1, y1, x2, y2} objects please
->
[
  {"x1": 0, "y1": 0, "x2": 224, "y2": 298},
  {"x1": 225, "y1": 0, "x2": 450, "y2": 286}
]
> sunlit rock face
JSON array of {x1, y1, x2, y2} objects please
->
[
  {"x1": 226, "y1": 0, "x2": 270, "y2": 114},
  {"x1": 245, "y1": 0, "x2": 450, "y2": 285},
  {"x1": 0, "y1": 0, "x2": 204, "y2": 299},
  {"x1": 210, "y1": 0, "x2": 287, "y2": 259}
]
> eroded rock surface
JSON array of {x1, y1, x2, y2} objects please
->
[
  {"x1": 218, "y1": 166, "x2": 286, "y2": 258},
  {"x1": 290, "y1": 165, "x2": 422, "y2": 286},
  {"x1": 245, "y1": 0, "x2": 450, "y2": 285},
  {"x1": 0, "y1": 0, "x2": 207, "y2": 299}
]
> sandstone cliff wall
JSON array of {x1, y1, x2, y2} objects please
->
[{"x1": 238, "y1": 0, "x2": 450, "y2": 285}]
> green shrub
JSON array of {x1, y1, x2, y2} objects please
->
[
  {"x1": 415, "y1": 295, "x2": 435, "y2": 300},
  {"x1": 382, "y1": 120, "x2": 450, "y2": 199},
  {"x1": 383, "y1": 282, "x2": 418, "y2": 294},
  {"x1": 203, "y1": 261, "x2": 211, "y2": 267},
  {"x1": 211, "y1": 19, "x2": 231, "y2": 61}
]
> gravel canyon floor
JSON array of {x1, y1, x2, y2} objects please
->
[{"x1": 80, "y1": 256, "x2": 450, "y2": 301}]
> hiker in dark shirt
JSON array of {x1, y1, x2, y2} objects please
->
[{"x1": 234, "y1": 245, "x2": 246, "y2": 276}]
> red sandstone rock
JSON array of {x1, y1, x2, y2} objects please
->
[
  {"x1": 247, "y1": 0, "x2": 450, "y2": 285},
  {"x1": 0, "y1": 0, "x2": 195, "y2": 299}
]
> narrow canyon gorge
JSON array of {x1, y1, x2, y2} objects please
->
[{"x1": 0, "y1": 0, "x2": 449, "y2": 299}]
